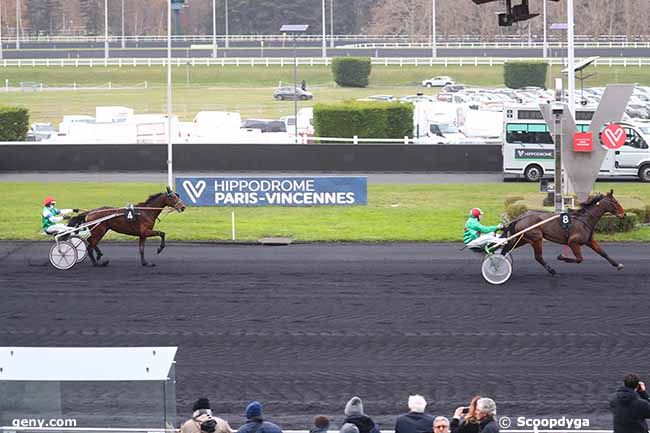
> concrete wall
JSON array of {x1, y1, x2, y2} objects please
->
[{"x1": 0, "y1": 143, "x2": 502, "y2": 172}]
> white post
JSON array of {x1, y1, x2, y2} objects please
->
[
  {"x1": 431, "y1": 0, "x2": 436, "y2": 57},
  {"x1": 15, "y1": 0, "x2": 19, "y2": 50},
  {"x1": 224, "y1": 0, "x2": 229, "y2": 48},
  {"x1": 0, "y1": 0, "x2": 3, "y2": 60},
  {"x1": 121, "y1": 0, "x2": 125, "y2": 49},
  {"x1": 542, "y1": 0, "x2": 547, "y2": 58},
  {"x1": 104, "y1": 0, "x2": 109, "y2": 59},
  {"x1": 211, "y1": 0, "x2": 217, "y2": 58},
  {"x1": 231, "y1": 211, "x2": 236, "y2": 241},
  {"x1": 167, "y1": 0, "x2": 173, "y2": 189},
  {"x1": 321, "y1": 0, "x2": 326, "y2": 57},
  {"x1": 567, "y1": 0, "x2": 575, "y2": 116},
  {"x1": 329, "y1": 0, "x2": 334, "y2": 49}
]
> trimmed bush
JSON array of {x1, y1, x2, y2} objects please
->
[
  {"x1": 0, "y1": 106, "x2": 29, "y2": 141},
  {"x1": 504, "y1": 62, "x2": 548, "y2": 89},
  {"x1": 595, "y1": 213, "x2": 638, "y2": 234},
  {"x1": 331, "y1": 57, "x2": 372, "y2": 88},
  {"x1": 504, "y1": 195, "x2": 525, "y2": 207},
  {"x1": 313, "y1": 100, "x2": 413, "y2": 139},
  {"x1": 626, "y1": 206, "x2": 650, "y2": 224},
  {"x1": 505, "y1": 203, "x2": 528, "y2": 220}
]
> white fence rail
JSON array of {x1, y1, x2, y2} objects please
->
[
  {"x1": 2, "y1": 33, "x2": 650, "y2": 44},
  {"x1": 1, "y1": 57, "x2": 650, "y2": 68},
  {"x1": 344, "y1": 41, "x2": 650, "y2": 49}
]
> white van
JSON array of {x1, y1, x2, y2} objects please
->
[{"x1": 502, "y1": 106, "x2": 650, "y2": 181}]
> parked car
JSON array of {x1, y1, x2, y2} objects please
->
[
  {"x1": 26, "y1": 122, "x2": 56, "y2": 141},
  {"x1": 356, "y1": 95, "x2": 396, "y2": 102},
  {"x1": 442, "y1": 84, "x2": 465, "y2": 93},
  {"x1": 400, "y1": 94, "x2": 437, "y2": 104},
  {"x1": 273, "y1": 86, "x2": 313, "y2": 101},
  {"x1": 241, "y1": 119, "x2": 287, "y2": 133},
  {"x1": 421, "y1": 76, "x2": 454, "y2": 88},
  {"x1": 437, "y1": 92, "x2": 453, "y2": 102}
]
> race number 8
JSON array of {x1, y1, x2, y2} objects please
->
[
  {"x1": 560, "y1": 212, "x2": 571, "y2": 230},
  {"x1": 562, "y1": 215, "x2": 569, "y2": 224}
]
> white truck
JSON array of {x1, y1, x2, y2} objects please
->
[{"x1": 502, "y1": 105, "x2": 650, "y2": 182}]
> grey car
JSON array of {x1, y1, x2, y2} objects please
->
[{"x1": 273, "y1": 86, "x2": 313, "y2": 101}]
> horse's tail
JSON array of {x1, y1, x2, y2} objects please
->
[{"x1": 67, "y1": 213, "x2": 88, "y2": 227}]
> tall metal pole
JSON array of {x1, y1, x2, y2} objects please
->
[
  {"x1": 321, "y1": 0, "x2": 326, "y2": 57},
  {"x1": 212, "y1": 0, "x2": 217, "y2": 58},
  {"x1": 121, "y1": 0, "x2": 125, "y2": 49},
  {"x1": 293, "y1": 35, "x2": 298, "y2": 143},
  {"x1": 554, "y1": 78, "x2": 563, "y2": 213},
  {"x1": 224, "y1": 0, "x2": 229, "y2": 48},
  {"x1": 15, "y1": 0, "x2": 19, "y2": 50},
  {"x1": 542, "y1": 0, "x2": 547, "y2": 58},
  {"x1": 0, "y1": 1, "x2": 3, "y2": 61},
  {"x1": 431, "y1": 0, "x2": 436, "y2": 57},
  {"x1": 104, "y1": 0, "x2": 109, "y2": 58},
  {"x1": 329, "y1": 0, "x2": 333, "y2": 49},
  {"x1": 567, "y1": 0, "x2": 575, "y2": 116},
  {"x1": 167, "y1": 0, "x2": 173, "y2": 189}
]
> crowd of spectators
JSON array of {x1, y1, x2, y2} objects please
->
[
  {"x1": 180, "y1": 395, "x2": 499, "y2": 433},
  {"x1": 181, "y1": 374, "x2": 650, "y2": 433}
]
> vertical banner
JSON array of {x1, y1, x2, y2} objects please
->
[{"x1": 176, "y1": 177, "x2": 367, "y2": 207}]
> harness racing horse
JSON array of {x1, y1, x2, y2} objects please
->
[
  {"x1": 500, "y1": 190, "x2": 625, "y2": 275},
  {"x1": 68, "y1": 187, "x2": 186, "y2": 267}
]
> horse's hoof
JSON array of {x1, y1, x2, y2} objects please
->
[
  {"x1": 548, "y1": 268, "x2": 557, "y2": 275},
  {"x1": 157, "y1": 248, "x2": 163, "y2": 255},
  {"x1": 556, "y1": 254, "x2": 564, "y2": 261},
  {"x1": 142, "y1": 262, "x2": 156, "y2": 267},
  {"x1": 617, "y1": 263, "x2": 624, "y2": 271}
]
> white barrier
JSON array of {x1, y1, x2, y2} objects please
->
[{"x1": 1, "y1": 57, "x2": 650, "y2": 68}]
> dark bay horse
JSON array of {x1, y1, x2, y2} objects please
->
[
  {"x1": 500, "y1": 190, "x2": 625, "y2": 275},
  {"x1": 69, "y1": 187, "x2": 186, "y2": 267}
]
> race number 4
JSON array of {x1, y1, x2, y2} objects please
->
[{"x1": 560, "y1": 212, "x2": 571, "y2": 231}]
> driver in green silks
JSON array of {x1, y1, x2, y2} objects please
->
[{"x1": 464, "y1": 207, "x2": 503, "y2": 249}]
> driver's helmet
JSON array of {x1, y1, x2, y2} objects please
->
[
  {"x1": 43, "y1": 196, "x2": 56, "y2": 206},
  {"x1": 469, "y1": 208, "x2": 483, "y2": 219}
]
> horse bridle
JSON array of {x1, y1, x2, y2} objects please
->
[{"x1": 569, "y1": 196, "x2": 616, "y2": 233}]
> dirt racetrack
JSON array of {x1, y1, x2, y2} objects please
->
[{"x1": 1, "y1": 241, "x2": 649, "y2": 430}]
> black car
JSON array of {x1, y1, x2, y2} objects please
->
[{"x1": 241, "y1": 119, "x2": 287, "y2": 133}]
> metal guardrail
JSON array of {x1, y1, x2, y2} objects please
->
[
  {"x1": 1, "y1": 57, "x2": 650, "y2": 68},
  {"x1": 2, "y1": 33, "x2": 650, "y2": 44},
  {"x1": 343, "y1": 41, "x2": 650, "y2": 49}
]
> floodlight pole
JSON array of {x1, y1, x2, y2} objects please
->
[
  {"x1": 567, "y1": 0, "x2": 575, "y2": 116},
  {"x1": 293, "y1": 34, "x2": 298, "y2": 142},
  {"x1": 553, "y1": 78, "x2": 563, "y2": 213},
  {"x1": 212, "y1": 0, "x2": 217, "y2": 58},
  {"x1": 431, "y1": 0, "x2": 437, "y2": 57},
  {"x1": 121, "y1": 0, "x2": 125, "y2": 49},
  {"x1": 104, "y1": 0, "x2": 109, "y2": 59},
  {"x1": 542, "y1": 0, "x2": 547, "y2": 58},
  {"x1": 15, "y1": 0, "x2": 19, "y2": 50},
  {"x1": 0, "y1": 2, "x2": 3, "y2": 60},
  {"x1": 167, "y1": 0, "x2": 173, "y2": 189},
  {"x1": 224, "y1": 0, "x2": 229, "y2": 48},
  {"x1": 321, "y1": 0, "x2": 326, "y2": 57},
  {"x1": 329, "y1": 0, "x2": 334, "y2": 49}
]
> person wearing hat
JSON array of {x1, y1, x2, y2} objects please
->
[
  {"x1": 342, "y1": 397, "x2": 379, "y2": 433},
  {"x1": 236, "y1": 401, "x2": 282, "y2": 433},
  {"x1": 339, "y1": 424, "x2": 359, "y2": 433},
  {"x1": 395, "y1": 395, "x2": 435, "y2": 433},
  {"x1": 42, "y1": 196, "x2": 78, "y2": 235},
  {"x1": 463, "y1": 208, "x2": 503, "y2": 250},
  {"x1": 180, "y1": 398, "x2": 233, "y2": 433},
  {"x1": 310, "y1": 416, "x2": 330, "y2": 433}
]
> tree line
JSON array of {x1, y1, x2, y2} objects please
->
[{"x1": 5, "y1": 0, "x2": 650, "y2": 39}]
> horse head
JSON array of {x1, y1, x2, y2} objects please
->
[
  {"x1": 165, "y1": 186, "x2": 186, "y2": 213},
  {"x1": 602, "y1": 189, "x2": 625, "y2": 218}
]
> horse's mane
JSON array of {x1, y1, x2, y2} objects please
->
[
  {"x1": 141, "y1": 192, "x2": 165, "y2": 205},
  {"x1": 574, "y1": 193, "x2": 605, "y2": 214}
]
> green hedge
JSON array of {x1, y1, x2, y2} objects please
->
[
  {"x1": 0, "y1": 106, "x2": 29, "y2": 141},
  {"x1": 505, "y1": 203, "x2": 529, "y2": 220},
  {"x1": 331, "y1": 57, "x2": 372, "y2": 88},
  {"x1": 595, "y1": 213, "x2": 639, "y2": 234},
  {"x1": 504, "y1": 62, "x2": 548, "y2": 89},
  {"x1": 313, "y1": 101, "x2": 414, "y2": 139}
]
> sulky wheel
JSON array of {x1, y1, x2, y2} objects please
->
[
  {"x1": 49, "y1": 241, "x2": 78, "y2": 270},
  {"x1": 481, "y1": 253, "x2": 513, "y2": 285},
  {"x1": 69, "y1": 236, "x2": 88, "y2": 263}
]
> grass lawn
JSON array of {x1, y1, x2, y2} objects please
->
[
  {"x1": 3, "y1": 181, "x2": 649, "y2": 242},
  {"x1": 1, "y1": 64, "x2": 649, "y2": 124}
]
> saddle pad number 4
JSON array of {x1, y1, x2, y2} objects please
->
[
  {"x1": 560, "y1": 212, "x2": 571, "y2": 231},
  {"x1": 125, "y1": 205, "x2": 136, "y2": 221}
]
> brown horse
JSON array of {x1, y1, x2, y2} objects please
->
[
  {"x1": 69, "y1": 187, "x2": 186, "y2": 267},
  {"x1": 500, "y1": 190, "x2": 625, "y2": 275}
]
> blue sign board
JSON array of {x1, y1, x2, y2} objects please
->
[{"x1": 175, "y1": 177, "x2": 367, "y2": 207}]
